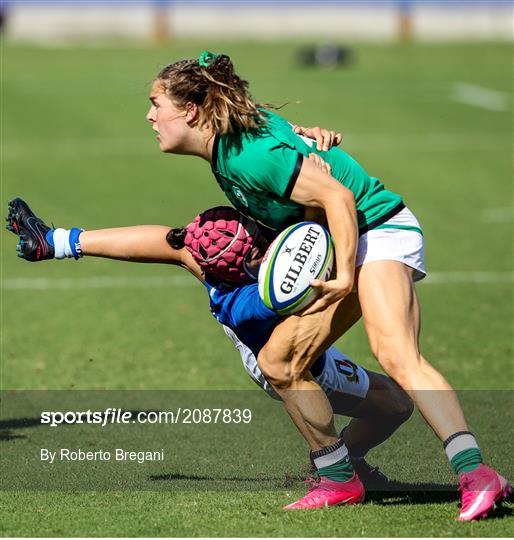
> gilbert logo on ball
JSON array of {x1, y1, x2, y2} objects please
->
[{"x1": 258, "y1": 222, "x2": 334, "y2": 315}]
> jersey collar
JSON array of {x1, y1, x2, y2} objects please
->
[{"x1": 211, "y1": 133, "x2": 220, "y2": 172}]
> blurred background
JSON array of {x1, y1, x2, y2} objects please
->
[
  {"x1": 1, "y1": 5, "x2": 513, "y2": 535},
  {"x1": 1, "y1": 1, "x2": 512, "y2": 392},
  {"x1": 1, "y1": 0, "x2": 513, "y2": 43}
]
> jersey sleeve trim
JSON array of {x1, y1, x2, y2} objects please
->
[{"x1": 283, "y1": 152, "x2": 304, "y2": 199}]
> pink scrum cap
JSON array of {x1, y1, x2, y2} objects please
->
[{"x1": 184, "y1": 206, "x2": 259, "y2": 283}]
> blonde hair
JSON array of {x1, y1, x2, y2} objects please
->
[{"x1": 156, "y1": 54, "x2": 266, "y2": 135}]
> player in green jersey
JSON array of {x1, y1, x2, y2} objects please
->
[{"x1": 145, "y1": 50, "x2": 510, "y2": 516}]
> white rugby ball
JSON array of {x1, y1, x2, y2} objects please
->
[{"x1": 258, "y1": 222, "x2": 334, "y2": 315}]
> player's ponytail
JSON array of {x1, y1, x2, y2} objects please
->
[
  {"x1": 156, "y1": 51, "x2": 266, "y2": 135},
  {"x1": 166, "y1": 227, "x2": 186, "y2": 249}
]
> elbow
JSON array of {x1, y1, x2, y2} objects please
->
[
  {"x1": 341, "y1": 187, "x2": 355, "y2": 206},
  {"x1": 322, "y1": 186, "x2": 355, "y2": 212}
]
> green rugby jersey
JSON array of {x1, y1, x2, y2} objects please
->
[{"x1": 211, "y1": 110, "x2": 404, "y2": 233}]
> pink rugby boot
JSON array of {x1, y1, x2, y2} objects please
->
[
  {"x1": 284, "y1": 473, "x2": 364, "y2": 510},
  {"x1": 458, "y1": 464, "x2": 512, "y2": 521}
]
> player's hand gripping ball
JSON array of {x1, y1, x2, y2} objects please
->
[{"x1": 258, "y1": 222, "x2": 334, "y2": 315}]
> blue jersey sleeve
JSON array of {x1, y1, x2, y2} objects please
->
[{"x1": 206, "y1": 281, "x2": 282, "y2": 356}]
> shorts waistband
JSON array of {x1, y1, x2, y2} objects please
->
[{"x1": 359, "y1": 201, "x2": 405, "y2": 236}]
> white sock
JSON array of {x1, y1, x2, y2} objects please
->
[
  {"x1": 444, "y1": 433, "x2": 479, "y2": 462},
  {"x1": 53, "y1": 228, "x2": 72, "y2": 259}
]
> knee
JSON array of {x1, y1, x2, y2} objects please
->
[
  {"x1": 370, "y1": 373, "x2": 414, "y2": 424},
  {"x1": 258, "y1": 348, "x2": 301, "y2": 390},
  {"x1": 374, "y1": 346, "x2": 425, "y2": 389},
  {"x1": 388, "y1": 386, "x2": 414, "y2": 424}
]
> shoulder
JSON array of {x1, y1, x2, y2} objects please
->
[
  {"x1": 228, "y1": 283, "x2": 281, "y2": 326},
  {"x1": 223, "y1": 117, "x2": 301, "y2": 180},
  {"x1": 221, "y1": 111, "x2": 297, "y2": 163},
  {"x1": 209, "y1": 281, "x2": 277, "y2": 323}
]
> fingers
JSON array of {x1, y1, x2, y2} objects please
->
[
  {"x1": 301, "y1": 297, "x2": 327, "y2": 315},
  {"x1": 322, "y1": 131, "x2": 342, "y2": 151},
  {"x1": 308, "y1": 153, "x2": 332, "y2": 176},
  {"x1": 302, "y1": 280, "x2": 331, "y2": 314},
  {"x1": 293, "y1": 125, "x2": 324, "y2": 151},
  {"x1": 309, "y1": 127, "x2": 333, "y2": 152},
  {"x1": 302, "y1": 278, "x2": 348, "y2": 314},
  {"x1": 307, "y1": 127, "x2": 340, "y2": 152},
  {"x1": 294, "y1": 125, "x2": 343, "y2": 151},
  {"x1": 309, "y1": 279, "x2": 339, "y2": 300},
  {"x1": 309, "y1": 278, "x2": 325, "y2": 290},
  {"x1": 321, "y1": 131, "x2": 333, "y2": 152},
  {"x1": 311, "y1": 127, "x2": 324, "y2": 151},
  {"x1": 306, "y1": 127, "x2": 327, "y2": 152},
  {"x1": 302, "y1": 291, "x2": 338, "y2": 315},
  {"x1": 307, "y1": 152, "x2": 322, "y2": 170}
]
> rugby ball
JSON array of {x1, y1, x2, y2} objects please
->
[{"x1": 258, "y1": 222, "x2": 334, "y2": 315}]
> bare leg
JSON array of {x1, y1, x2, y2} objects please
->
[
  {"x1": 257, "y1": 292, "x2": 362, "y2": 450},
  {"x1": 357, "y1": 261, "x2": 468, "y2": 440}
]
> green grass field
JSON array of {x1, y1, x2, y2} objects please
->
[{"x1": 1, "y1": 40, "x2": 513, "y2": 537}]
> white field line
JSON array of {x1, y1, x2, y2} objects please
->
[
  {"x1": 423, "y1": 272, "x2": 513, "y2": 284},
  {"x1": 1, "y1": 275, "x2": 195, "y2": 291},
  {"x1": 1, "y1": 138, "x2": 157, "y2": 159},
  {"x1": 452, "y1": 83, "x2": 511, "y2": 112},
  {"x1": 481, "y1": 207, "x2": 513, "y2": 224},
  {"x1": 2, "y1": 271, "x2": 513, "y2": 291},
  {"x1": 1, "y1": 132, "x2": 511, "y2": 159}
]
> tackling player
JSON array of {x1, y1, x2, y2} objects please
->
[{"x1": 7, "y1": 198, "x2": 414, "y2": 495}]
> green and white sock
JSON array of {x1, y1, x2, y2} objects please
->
[
  {"x1": 311, "y1": 438, "x2": 354, "y2": 482},
  {"x1": 444, "y1": 431, "x2": 483, "y2": 475}
]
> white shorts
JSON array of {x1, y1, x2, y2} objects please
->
[
  {"x1": 223, "y1": 325, "x2": 370, "y2": 401},
  {"x1": 357, "y1": 207, "x2": 426, "y2": 282}
]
